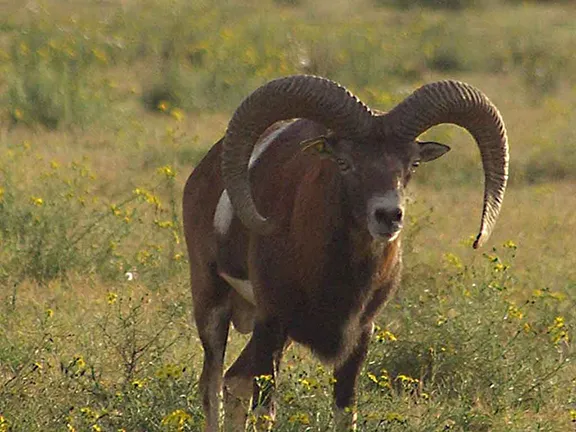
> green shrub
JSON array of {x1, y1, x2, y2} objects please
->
[
  {"x1": 0, "y1": 143, "x2": 184, "y2": 286},
  {"x1": 0, "y1": 285, "x2": 201, "y2": 431},
  {"x1": 4, "y1": 24, "x2": 116, "y2": 129},
  {"x1": 524, "y1": 144, "x2": 576, "y2": 184}
]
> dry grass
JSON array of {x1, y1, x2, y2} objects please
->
[{"x1": 0, "y1": 0, "x2": 575, "y2": 430}]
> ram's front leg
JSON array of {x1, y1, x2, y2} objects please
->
[
  {"x1": 332, "y1": 325, "x2": 372, "y2": 432},
  {"x1": 250, "y1": 317, "x2": 286, "y2": 431}
]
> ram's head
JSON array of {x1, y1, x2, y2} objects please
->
[{"x1": 221, "y1": 75, "x2": 509, "y2": 248}]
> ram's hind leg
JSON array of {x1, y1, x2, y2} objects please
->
[{"x1": 194, "y1": 267, "x2": 232, "y2": 432}]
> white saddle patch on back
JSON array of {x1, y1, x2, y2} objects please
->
[
  {"x1": 219, "y1": 272, "x2": 256, "y2": 305},
  {"x1": 213, "y1": 121, "x2": 293, "y2": 236},
  {"x1": 214, "y1": 191, "x2": 234, "y2": 236}
]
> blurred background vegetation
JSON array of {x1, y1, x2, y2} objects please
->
[{"x1": 0, "y1": 0, "x2": 574, "y2": 430}]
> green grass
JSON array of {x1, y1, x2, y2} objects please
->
[{"x1": 0, "y1": 0, "x2": 575, "y2": 430}]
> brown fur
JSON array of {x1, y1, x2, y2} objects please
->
[{"x1": 184, "y1": 119, "x2": 429, "y2": 431}]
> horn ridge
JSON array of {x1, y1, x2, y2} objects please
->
[
  {"x1": 381, "y1": 79, "x2": 509, "y2": 248},
  {"x1": 221, "y1": 75, "x2": 375, "y2": 234}
]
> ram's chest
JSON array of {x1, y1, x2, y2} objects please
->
[
  {"x1": 290, "y1": 241, "x2": 401, "y2": 364},
  {"x1": 285, "y1": 276, "x2": 376, "y2": 365}
]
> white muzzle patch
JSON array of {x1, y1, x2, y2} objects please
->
[{"x1": 367, "y1": 191, "x2": 404, "y2": 242}]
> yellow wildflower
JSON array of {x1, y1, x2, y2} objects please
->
[
  {"x1": 74, "y1": 355, "x2": 86, "y2": 369},
  {"x1": 255, "y1": 374, "x2": 274, "y2": 386},
  {"x1": 367, "y1": 369, "x2": 391, "y2": 389},
  {"x1": 484, "y1": 253, "x2": 499, "y2": 263},
  {"x1": 80, "y1": 407, "x2": 97, "y2": 421},
  {"x1": 13, "y1": 108, "x2": 23, "y2": 120},
  {"x1": 161, "y1": 409, "x2": 192, "y2": 430},
  {"x1": 297, "y1": 376, "x2": 319, "y2": 391},
  {"x1": 551, "y1": 316, "x2": 565, "y2": 329},
  {"x1": 436, "y1": 315, "x2": 448, "y2": 326},
  {"x1": 283, "y1": 392, "x2": 296, "y2": 404},
  {"x1": 131, "y1": 379, "x2": 146, "y2": 389},
  {"x1": 157, "y1": 100, "x2": 170, "y2": 112},
  {"x1": 155, "y1": 363, "x2": 184, "y2": 380},
  {"x1": 110, "y1": 204, "x2": 122, "y2": 217},
  {"x1": 288, "y1": 412, "x2": 310, "y2": 425},
  {"x1": 547, "y1": 316, "x2": 569, "y2": 344},
  {"x1": 506, "y1": 304, "x2": 523, "y2": 320},
  {"x1": 157, "y1": 165, "x2": 176, "y2": 178},
  {"x1": 154, "y1": 220, "x2": 174, "y2": 229},
  {"x1": 396, "y1": 374, "x2": 419, "y2": 385},
  {"x1": 19, "y1": 41, "x2": 29, "y2": 55},
  {"x1": 133, "y1": 188, "x2": 161, "y2": 208},
  {"x1": 31, "y1": 196, "x2": 44, "y2": 206},
  {"x1": 374, "y1": 328, "x2": 397, "y2": 342},
  {"x1": 170, "y1": 108, "x2": 185, "y2": 122},
  {"x1": 107, "y1": 292, "x2": 118, "y2": 305},
  {"x1": 494, "y1": 262, "x2": 508, "y2": 272},
  {"x1": 444, "y1": 252, "x2": 463, "y2": 270}
]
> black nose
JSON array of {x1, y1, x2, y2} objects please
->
[{"x1": 374, "y1": 207, "x2": 403, "y2": 226}]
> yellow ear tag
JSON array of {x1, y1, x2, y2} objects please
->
[{"x1": 300, "y1": 137, "x2": 329, "y2": 155}]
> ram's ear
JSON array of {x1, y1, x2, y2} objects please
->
[
  {"x1": 418, "y1": 141, "x2": 451, "y2": 162},
  {"x1": 300, "y1": 136, "x2": 334, "y2": 158}
]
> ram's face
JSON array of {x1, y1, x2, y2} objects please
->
[{"x1": 306, "y1": 135, "x2": 450, "y2": 242}]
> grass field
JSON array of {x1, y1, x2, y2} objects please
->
[{"x1": 0, "y1": 0, "x2": 575, "y2": 430}]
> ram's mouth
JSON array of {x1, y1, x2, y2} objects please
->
[{"x1": 369, "y1": 226, "x2": 402, "y2": 243}]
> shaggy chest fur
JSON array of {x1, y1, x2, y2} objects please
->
[
  {"x1": 252, "y1": 223, "x2": 399, "y2": 365},
  {"x1": 286, "y1": 269, "x2": 374, "y2": 364}
]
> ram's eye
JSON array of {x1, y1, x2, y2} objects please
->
[
  {"x1": 411, "y1": 161, "x2": 421, "y2": 169},
  {"x1": 337, "y1": 158, "x2": 351, "y2": 172}
]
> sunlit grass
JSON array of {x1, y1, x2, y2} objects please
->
[{"x1": 0, "y1": 0, "x2": 575, "y2": 430}]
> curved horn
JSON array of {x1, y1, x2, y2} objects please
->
[
  {"x1": 221, "y1": 75, "x2": 374, "y2": 234},
  {"x1": 380, "y1": 80, "x2": 509, "y2": 249}
]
